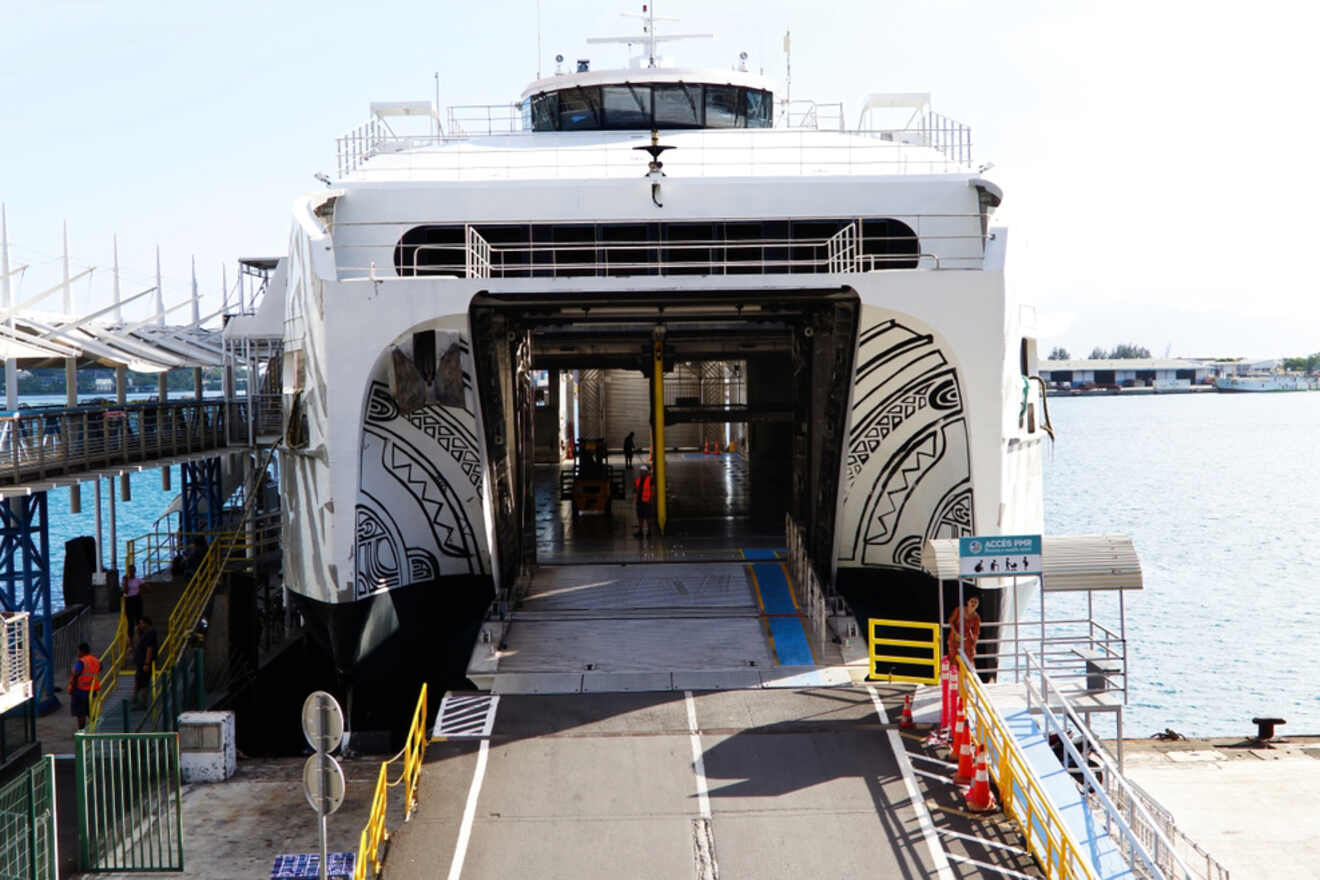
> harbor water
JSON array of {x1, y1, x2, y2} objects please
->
[
  {"x1": 29, "y1": 390, "x2": 1318, "y2": 738},
  {"x1": 1044, "y1": 390, "x2": 1320, "y2": 738}
]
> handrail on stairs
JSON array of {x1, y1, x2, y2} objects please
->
[
  {"x1": 88, "y1": 445, "x2": 278, "y2": 730},
  {"x1": 151, "y1": 445, "x2": 279, "y2": 701}
]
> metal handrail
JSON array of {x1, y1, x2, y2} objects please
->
[
  {"x1": 955, "y1": 653, "x2": 1100, "y2": 880},
  {"x1": 336, "y1": 118, "x2": 975, "y2": 177},
  {"x1": 0, "y1": 400, "x2": 229, "y2": 487},
  {"x1": 0, "y1": 612, "x2": 33, "y2": 709},
  {"x1": 1021, "y1": 651, "x2": 1224, "y2": 880},
  {"x1": 355, "y1": 684, "x2": 429, "y2": 880}
]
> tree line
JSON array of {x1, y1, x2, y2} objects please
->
[{"x1": 1046, "y1": 344, "x2": 1152, "y2": 360}]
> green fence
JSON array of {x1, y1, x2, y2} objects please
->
[
  {"x1": 0, "y1": 755, "x2": 56, "y2": 880},
  {"x1": 75, "y1": 732, "x2": 183, "y2": 872}
]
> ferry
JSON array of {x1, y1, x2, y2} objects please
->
[
  {"x1": 1214, "y1": 374, "x2": 1318, "y2": 392},
  {"x1": 272, "y1": 13, "x2": 1049, "y2": 734}
]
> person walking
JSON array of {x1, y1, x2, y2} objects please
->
[
  {"x1": 122, "y1": 563, "x2": 145, "y2": 631},
  {"x1": 947, "y1": 596, "x2": 982, "y2": 665},
  {"x1": 623, "y1": 431, "x2": 636, "y2": 470},
  {"x1": 68, "y1": 642, "x2": 100, "y2": 730},
  {"x1": 633, "y1": 464, "x2": 654, "y2": 538},
  {"x1": 133, "y1": 616, "x2": 160, "y2": 709}
]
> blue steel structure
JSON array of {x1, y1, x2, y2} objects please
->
[
  {"x1": 180, "y1": 458, "x2": 222, "y2": 535},
  {"x1": 0, "y1": 493, "x2": 58, "y2": 714}
]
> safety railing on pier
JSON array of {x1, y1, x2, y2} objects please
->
[
  {"x1": 89, "y1": 446, "x2": 277, "y2": 730},
  {"x1": 0, "y1": 400, "x2": 229, "y2": 488},
  {"x1": 334, "y1": 122, "x2": 976, "y2": 179},
  {"x1": 356, "y1": 684, "x2": 428, "y2": 880},
  {"x1": 980, "y1": 616, "x2": 1128, "y2": 705},
  {"x1": 866, "y1": 618, "x2": 941, "y2": 684},
  {"x1": 151, "y1": 447, "x2": 278, "y2": 695},
  {"x1": 1019, "y1": 651, "x2": 1229, "y2": 880},
  {"x1": 1, "y1": 612, "x2": 33, "y2": 713},
  {"x1": 954, "y1": 653, "x2": 1102, "y2": 880},
  {"x1": 124, "y1": 513, "x2": 280, "y2": 582}
]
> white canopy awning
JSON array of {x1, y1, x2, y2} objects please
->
[{"x1": 921, "y1": 535, "x2": 1142, "y2": 593}]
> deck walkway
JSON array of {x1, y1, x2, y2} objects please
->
[{"x1": 0, "y1": 399, "x2": 237, "y2": 498}]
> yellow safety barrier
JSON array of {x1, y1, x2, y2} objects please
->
[
  {"x1": 88, "y1": 607, "x2": 130, "y2": 726},
  {"x1": 867, "y1": 618, "x2": 942, "y2": 684},
  {"x1": 955, "y1": 656, "x2": 1099, "y2": 880},
  {"x1": 356, "y1": 684, "x2": 429, "y2": 880}
]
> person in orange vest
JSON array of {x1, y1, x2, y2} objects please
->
[
  {"x1": 633, "y1": 464, "x2": 654, "y2": 538},
  {"x1": 68, "y1": 642, "x2": 101, "y2": 730},
  {"x1": 947, "y1": 596, "x2": 982, "y2": 668}
]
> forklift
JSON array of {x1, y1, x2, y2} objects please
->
[{"x1": 560, "y1": 437, "x2": 626, "y2": 517}]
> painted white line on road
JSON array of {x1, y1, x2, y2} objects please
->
[
  {"x1": 446, "y1": 738, "x2": 490, "y2": 880},
  {"x1": 684, "y1": 689, "x2": 712, "y2": 820},
  {"x1": 869, "y1": 686, "x2": 955, "y2": 880}
]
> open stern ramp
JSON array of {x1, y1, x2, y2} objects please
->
[
  {"x1": 469, "y1": 561, "x2": 850, "y2": 693},
  {"x1": 389, "y1": 686, "x2": 948, "y2": 880}
]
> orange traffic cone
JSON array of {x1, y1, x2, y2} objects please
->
[
  {"x1": 954, "y1": 735, "x2": 975, "y2": 784},
  {"x1": 952, "y1": 704, "x2": 967, "y2": 755},
  {"x1": 899, "y1": 693, "x2": 914, "y2": 729},
  {"x1": 964, "y1": 745, "x2": 997, "y2": 812}
]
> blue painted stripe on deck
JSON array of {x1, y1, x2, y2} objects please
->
[
  {"x1": 766, "y1": 617, "x2": 814, "y2": 666},
  {"x1": 750, "y1": 563, "x2": 797, "y2": 614},
  {"x1": 740, "y1": 548, "x2": 788, "y2": 560},
  {"x1": 748, "y1": 562, "x2": 814, "y2": 666}
]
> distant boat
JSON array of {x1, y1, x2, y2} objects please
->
[{"x1": 1214, "y1": 374, "x2": 1318, "y2": 392}]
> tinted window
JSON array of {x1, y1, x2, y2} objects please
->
[
  {"x1": 746, "y1": 89, "x2": 772, "y2": 128},
  {"x1": 654, "y1": 84, "x2": 703, "y2": 127},
  {"x1": 531, "y1": 93, "x2": 558, "y2": 131},
  {"x1": 705, "y1": 86, "x2": 744, "y2": 128},
  {"x1": 558, "y1": 88, "x2": 600, "y2": 130},
  {"x1": 602, "y1": 85, "x2": 651, "y2": 128}
]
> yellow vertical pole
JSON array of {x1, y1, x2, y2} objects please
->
[{"x1": 651, "y1": 334, "x2": 666, "y2": 534}]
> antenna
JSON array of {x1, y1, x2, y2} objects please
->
[
  {"x1": 783, "y1": 29, "x2": 791, "y2": 114},
  {"x1": 586, "y1": 4, "x2": 711, "y2": 69},
  {"x1": 536, "y1": 0, "x2": 543, "y2": 79}
]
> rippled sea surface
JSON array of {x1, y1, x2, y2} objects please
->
[{"x1": 1043, "y1": 391, "x2": 1320, "y2": 737}]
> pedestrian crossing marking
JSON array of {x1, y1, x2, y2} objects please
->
[{"x1": 433, "y1": 694, "x2": 499, "y2": 739}]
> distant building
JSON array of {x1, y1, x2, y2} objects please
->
[
  {"x1": 1039, "y1": 358, "x2": 1212, "y2": 389},
  {"x1": 94, "y1": 377, "x2": 114, "y2": 392}
]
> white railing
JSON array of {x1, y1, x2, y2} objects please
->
[
  {"x1": 977, "y1": 616, "x2": 1129, "y2": 703},
  {"x1": 1020, "y1": 651, "x2": 1228, "y2": 880},
  {"x1": 334, "y1": 120, "x2": 976, "y2": 178},
  {"x1": 338, "y1": 217, "x2": 985, "y2": 280},
  {"x1": 1, "y1": 612, "x2": 33, "y2": 713},
  {"x1": 447, "y1": 104, "x2": 523, "y2": 137},
  {"x1": 781, "y1": 100, "x2": 845, "y2": 131},
  {"x1": 465, "y1": 226, "x2": 492, "y2": 279}
]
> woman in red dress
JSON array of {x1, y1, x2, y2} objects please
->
[{"x1": 947, "y1": 596, "x2": 982, "y2": 664}]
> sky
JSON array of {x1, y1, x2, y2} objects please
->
[{"x1": 2, "y1": 0, "x2": 1317, "y2": 359}]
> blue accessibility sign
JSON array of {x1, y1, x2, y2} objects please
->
[{"x1": 958, "y1": 534, "x2": 1041, "y2": 577}]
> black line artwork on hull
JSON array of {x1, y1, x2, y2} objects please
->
[
  {"x1": 840, "y1": 318, "x2": 975, "y2": 571},
  {"x1": 355, "y1": 379, "x2": 489, "y2": 599}
]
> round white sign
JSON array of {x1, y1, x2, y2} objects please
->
[
  {"x1": 302, "y1": 753, "x2": 346, "y2": 816},
  {"x1": 301, "y1": 691, "x2": 344, "y2": 755}
]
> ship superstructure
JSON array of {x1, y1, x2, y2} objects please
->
[{"x1": 276, "y1": 21, "x2": 1048, "y2": 730}]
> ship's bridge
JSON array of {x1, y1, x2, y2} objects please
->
[{"x1": 518, "y1": 66, "x2": 776, "y2": 131}]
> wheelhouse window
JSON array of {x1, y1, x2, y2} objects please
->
[
  {"x1": 526, "y1": 83, "x2": 774, "y2": 131},
  {"x1": 704, "y1": 85, "x2": 743, "y2": 128},
  {"x1": 601, "y1": 85, "x2": 651, "y2": 128},
  {"x1": 557, "y1": 87, "x2": 600, "y2": 130}
]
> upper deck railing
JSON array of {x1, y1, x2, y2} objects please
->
[
  {"x1": 336, "y1": 107, "x2": 974, "y2": 178},
  {"x1": 0, "y1": 400, "x2": 230, "y2": 489}
]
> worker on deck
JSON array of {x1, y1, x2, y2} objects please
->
[
  {"x1": 634, "y1": 464, "x2": 654, "y2": 539},
  {"x1": 69, "y1": 642, "x2": 101, "y2": 730},
  {"x1": 623, "y1": 431, "x2": 636, "y2": 470}
]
